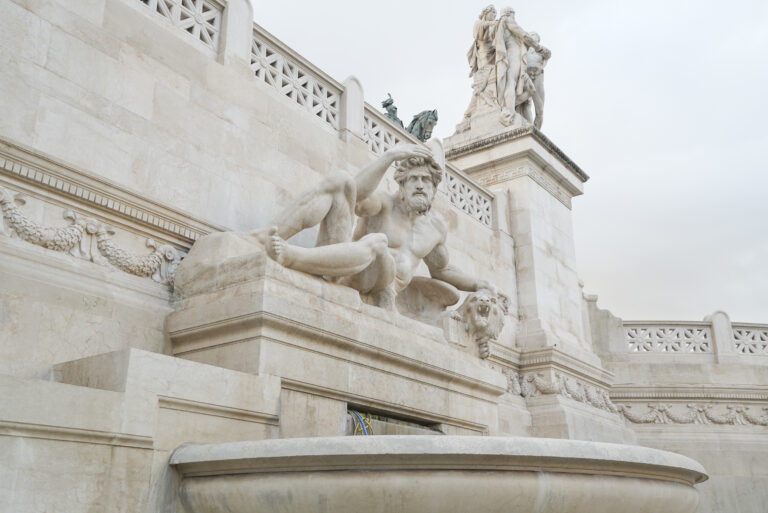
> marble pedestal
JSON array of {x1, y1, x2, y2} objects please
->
[
  {"x1": 446, "y1": 127, "x2": 635, "y2": 443},
  {"x1": 168, "y1": 248, "x2": 531, "y2": 438}
]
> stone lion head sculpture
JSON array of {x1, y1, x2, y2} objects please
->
[{"x1": 454, "y1": 288, "x2": 509, "y2": 358}]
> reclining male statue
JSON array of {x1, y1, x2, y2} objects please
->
[{"x1": 254, "y1": 140, "x2": 494, "y2": 311}]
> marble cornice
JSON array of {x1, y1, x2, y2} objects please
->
[
  {"x1": 170, "y1": 310, "x2": 507, "y2": 401},
  {"x1": 0, "y1": 419, "x2": 153, "y2": 449},
  {"x1": 158, "y1": 396, "x2": 280, "y2": 425},
  {"x1": 445, "y1": 126, "x2": 589, "y2": 183},
  {"x1": 610, "y1": 385, "x2": 768, "y2": 402},
  {"x1": 281, "y1": 379, "x2": 489, "y2": 434},
  {"x1": 0, "y1": 137, "x2": 225, "y2": 247},
  {"x1": 519, "y1": 347, "x2": 615, "y2": 387}
]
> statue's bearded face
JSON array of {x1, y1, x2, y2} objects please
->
[{"x1": 400, "y1": 168, "x2": 436, "y2": 215}]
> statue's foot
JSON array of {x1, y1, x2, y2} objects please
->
[
  {"x1": 265, "y1": 226, "x2": 290, "y2": 266},
  {"x1": 500, "y1": 108, "x2": 514, "y2": 127}
]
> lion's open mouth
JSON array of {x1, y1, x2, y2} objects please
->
[{"x1": 477, "y1": 303, "x2": 490, "y2": 317}]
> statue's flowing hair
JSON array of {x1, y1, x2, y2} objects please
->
[{"x1": 393, "y1": 155, "x2": 443, "y2": 188}]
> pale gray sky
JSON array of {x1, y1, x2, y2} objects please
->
[{"x1": 254, "y1": 1, "x2": 768, "y2": 322}]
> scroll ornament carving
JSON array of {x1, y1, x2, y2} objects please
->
[{"x1": 0, "y1": 186, "x2": 182, "y2": 286}]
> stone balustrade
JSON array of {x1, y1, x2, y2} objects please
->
[
  {"x1": 363, "y1": 105, "x2": 494, "y2": 227},
  {"x1": 249, "y1": 20, "x2": 497, "y2": 228},
  {"x1": 137, "y1": 0, "x2": 224, "y2": 51},
  {"x1": 133, "y1": 0, "x2": 498, "y2": 228},
  {"x1": 134, "y1": 0, "x2": 497, "y2": 229},
  {"x1": 732, "y1": 324, "x2": 768, "y2": 355},
  {"x1": 624, "y1": 322, "x2": 713, "y2": 353},
  {"x1": 623, "y1": 314, "x2": 768, "y2": 359}
]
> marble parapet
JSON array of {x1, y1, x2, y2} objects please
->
[{"x1": 168, "y1": 247, "x2": 510, "y2": 434}]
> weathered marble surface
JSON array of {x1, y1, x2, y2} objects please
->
[
  {"x1": 171, "y1": 436, "x2": 706, "y2": 513},
  {"x1": 0, "y1": 1, "x2": 764, "y2": 513}
]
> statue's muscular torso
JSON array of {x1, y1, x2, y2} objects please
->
[{"x1": 354, "y1": 193, "x2": 446, "y2": 291}]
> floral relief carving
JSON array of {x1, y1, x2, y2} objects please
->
[
  {"x1": 733, "y1": 327, "x2": 768, "y2": 355},
  {"x1": 502, "y1": 364, "x2": 768, "y2": 427},
  {"x1": 95, "y1": 226, "x2": 182, "y2": 286},
  {"x1": 617, "y1": 403, "x2": 768, "y2": 426},
  {"x1": 0, "y1": 185, "x2": 182, "y2": 287},
  {"x1": 0, "y1": 188, "x2": 89, "y2": 253},
  {"x1": 507, "y1": 370, "x2": 621, "y2": 415}
]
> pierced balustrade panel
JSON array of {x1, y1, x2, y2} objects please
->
[
  {"x1": 733, "y1": 326, "x2": 768, "y2": 355},
  {"x1": 251, "y1": 33, "x2": 340, "y2": 130},
  {"x1": 444, "y1": 171, "x2": 493, "y2": 227},
  {"x1": 363, "y1": 109, "x2": 493, "y2": 228},
  {"x1": 625, "y1": 325, "x2": 712, "y2": 353},
  {"x1": 139, "y1": 0, "x2": 222, "y2": 50},
  {"x1": 363, "y1": 113, "x2": 402, "y2": 155}
]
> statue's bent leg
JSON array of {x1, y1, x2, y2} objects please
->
[
  {"x1": 255, "y1": 170, "x2": 356, "y2": 245},
  {"x1": 343, "y1": 233, "x2": 397, "y2": 310},
  {"x1": 266, "y1": 230, "x2": 389, "y2": 279}
]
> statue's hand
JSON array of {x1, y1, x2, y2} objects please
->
[{"x1": 386, "y1": 144, "x2": 433, "y2": 163}]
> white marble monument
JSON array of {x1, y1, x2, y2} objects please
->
[{"x1": 0, "y1": 2, "x2": 765, "y2": 513}]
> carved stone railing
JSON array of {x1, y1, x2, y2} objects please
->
[
  {"x1": 362, "y1": 106, "x2": 404, "y2": 154},
  {"x1": 623, "y1": 317, "x2": 768, "y2": 359},
  {"x1": 732, "y1": 324, "x2": 768, "y2": 355},
  {"x1": 137, "y1": 0, "x2": 223, "y2": 51},
  {"x1": 443, "y1": 166, "x2": 494, "y2": 227},
  {"x1": 624, "y1": 322, "x2": 712, "y2": 353},
  {"x1": 363, "y1": 105, "x2": 494, "y2": 227},
  {"x1": 132, "y1": 3, "x2": 495, "y2": 228},
  {"x1": 251, "y1": 24, "x2": 342, "y2": 131}
]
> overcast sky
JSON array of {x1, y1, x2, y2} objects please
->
[{"x1": 253, "y1": 0, "x2": 768, "y2": 323}]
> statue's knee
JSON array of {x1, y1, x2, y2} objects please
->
[{"x1": 361, "y1": 232, "x2": 389, "y2": 254}]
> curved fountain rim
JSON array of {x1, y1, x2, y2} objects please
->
[{"x1": 170, "y1": 435, "x2": 708, "y2": 486}]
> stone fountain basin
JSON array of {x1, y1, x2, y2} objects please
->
[{"x1": 170, "y1": 436, "x2": 707, "y2": 513}]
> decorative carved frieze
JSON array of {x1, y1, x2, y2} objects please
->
[
  {"x1": 617, "y1": 403, "x2": 768, "y2": 426},
  {"x1": 503, "y1": 367, "x2": 768, "y2": 427},
  {"x1": 504, "y1": 370, "x2": 621, "y2": 415},
  {"x1": 0, "y1": 190, "x2": 90, "y2": 253},
  {"x1": 0, "y1": 186, "x2": 183, "y2": 287},
  {"x1": 0, "y1": 147, "x2": 216, "y2": 243}
]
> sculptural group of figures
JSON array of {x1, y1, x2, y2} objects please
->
[
  {"x1": 248, "y1": 142, "x2": 508, "y2": 356},
  {"x1": 458, "y1": 5, "x2": 550, "y2": 132},
  {"x1": 255, "y1": 142, "x2": 494, "y2": 310}
]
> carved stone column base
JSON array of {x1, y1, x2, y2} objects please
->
[{"x1": 514, "y1": 347, "x2": 636, "y2": 443}]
